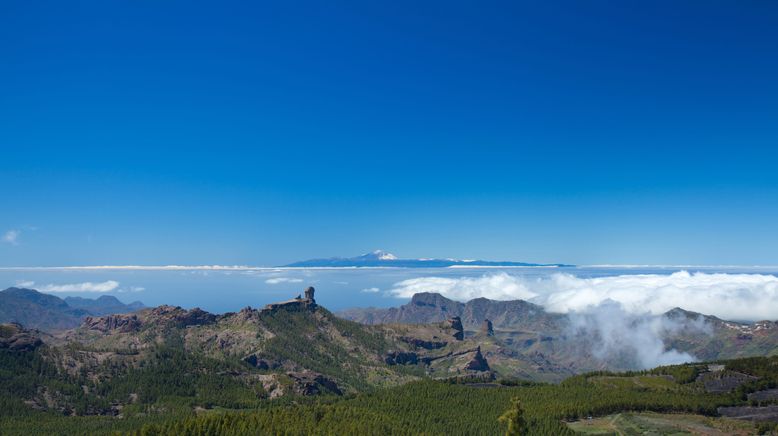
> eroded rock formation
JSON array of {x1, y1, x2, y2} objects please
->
[
  {"x1": 83, "y1": 314, "x2": 141, "y2": 333},
  {"x1": 481, "y1": 319, "x2": 494, "y2": 336},
  {"x1": 0, "y1": 323, "x2": 43, "y2": 351},
  {"x1": 448, "y1": 316, "x2": 464, "y2": 341},
  {"x1": 464, "y1": 346, "x2": 490, "y2": 371},
  {"x1": 286, "y1": 370, "x2": 342, "y2": 396}
]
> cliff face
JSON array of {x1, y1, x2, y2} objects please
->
[{"x1": 338, "y1": 292, "x2": 562, "y2": 332}]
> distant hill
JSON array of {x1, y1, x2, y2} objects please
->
[
  {"x1": 283, "y1": 250, "x2": 573, "y2": 268},
  {"x1": 339, "y1": 292, "x2": 562, "y2": 332},
  {"x1": 64, "y1": 295, "x2": 145, "y2": 316},
  {"x1": 0, "y1": 287, "x2": 145, "y2": 331}
]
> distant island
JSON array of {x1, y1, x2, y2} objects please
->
[{"x1": 282, "y1": 250, "x2": 573, "y2": 268}]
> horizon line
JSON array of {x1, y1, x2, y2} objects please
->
[{"x1": 1, "y1": 264, "x2": 778, "y2": 271}]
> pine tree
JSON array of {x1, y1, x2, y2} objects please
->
[{"x1": 499, "y1": 397, "x2": 527, "y2": 436}]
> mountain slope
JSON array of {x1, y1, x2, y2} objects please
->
[
  {"x1": 0, "y1": 287, "x2": 145, "y2": 331},
  {"x1": 50, "y1": 287, "x2": 491, "y2": 406},
  {"x1": 64, "y1": 295, "x2": 145, "y2": 316},
  {"x1": 0, "y1": 287, "x2": 89, "y2": 331}
]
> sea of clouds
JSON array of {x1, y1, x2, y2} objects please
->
[{"x1": 390, "y1": 271, "x2": 778, "y2": 321}]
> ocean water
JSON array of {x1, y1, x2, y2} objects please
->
[{"x1": 3, "y1": 265, "x2": 778, "y2": 315}]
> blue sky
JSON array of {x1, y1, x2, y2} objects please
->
[{"x1": 1, "y1": 1, "x2": 777, "y2": 266}]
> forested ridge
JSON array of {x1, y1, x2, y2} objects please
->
[{"x1": 3, "y1": 352, "x2": 778, "y2": 435}]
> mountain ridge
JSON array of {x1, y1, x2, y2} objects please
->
[
  {"x1": 0, "y1": 287, "x2": 146, "y2": 331},
  {"x1": 339, "y1": 291, "x2": 778, "y2": 372},
  {"x1": 282, "y1": 250, "x2": 573, "y2": 268}
]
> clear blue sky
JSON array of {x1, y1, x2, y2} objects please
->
[{"x1": 1, "y1": 1, "x2": 777, "y2": 266}]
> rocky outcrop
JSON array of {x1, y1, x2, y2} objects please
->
[
  {"x1": 286, "y1": 371, "x2": 342, "y2": 396},
  {"x1": 399, "y1": 336, "x2": 447, "y2": 350},
  {"x1": 304, "y1": 286, "x2": 315, "y2": 301},
  {"x1": 83, "y1": 314, "x2": 141, "y2": 333},
  {"x1": 481, "y1": 319, "x2": 494, "y2": 336},
  {"x1": 448, "y1": 316, "x2": 464, "y2": 341},
  {"x1": 243, "y1": 354, "x2": 282, "y2": 370},
  {"x1": 464, "y1": 347, "x2": 490, "y2": 371},
  {"x1": 264, "y1": 287, "x2": 317, "y2": 313},
  {"x1": 150, "y1": 305, "x2": 216, "y2": 327},
  {"x1": 0, "y1": 323, "x2": 43, "y2": 351},
  {"x1": 385, "y1": 351, "x2": 419, "y2": 365}
]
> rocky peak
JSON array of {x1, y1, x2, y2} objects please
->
[
  {"x1": 481, "y1": 319, "x2": 494, "y2": 336},
  {"x1": 264, "y1": 287, "x2": 318, "y2": 312},
  {"x1": 411, "y1": 292, "x2": 461, "y2": 311},
  {"x1": 448, "y1": 316, "x2": 464, "y2": 341},
  {"x1": 149, "y1": 305, "x2": 216, "y2": 327},
  {"x1": 464, "y1": 346, "x2": 490, "y2": 372},
  {"x1": 83, "y1": 314, "x2": 141, "y2": 333},
  {"x1": 304, "y1": 286, "x2": 315, "y2": 302},
  {"x1": 233, "y1": 306, "x2": 261, "y2": 322}
]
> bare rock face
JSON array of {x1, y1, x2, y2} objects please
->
[
  {"x1": 150, "y1": 305, "x2": 216, "y2": 327},
  {"x1": 243, "y1": 354, "x2": 282, "y2": 370},
  {"x1": 399, "y1": 336, "x2": 448, "y2": 350},
  {"x1": 384, "y1": 351, "x2": 419, "y2": 365},
  {"x1": 464, "y1": 346, "x2": 490, "y2": 372},
  {"x1": 286, "y1": 371, "x2": 342, "y2": 396},
  {"x1": 304, "y1": 286, "x2": 315, "y2": 301},
  {"x1": 83, "y1": 314, "x2": 141, "y2": 333},
  {"x1": 448, "y1": 316, "x2": 464, "y2": 341},
  {"x1": 481, "y1": 319, "x2": 494, "y2": 336},
  {"x1": 0, "y1": 323, "x2": 43, "y2": 351},
  {"x1": 235, "y1": 306, "x2": 261, "y2": 322},
  {"x1": 264, "y1": 287, "x2": 317, "y2": 312}
]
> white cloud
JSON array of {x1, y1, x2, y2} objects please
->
[
  {"x1": 361, "y1": 287, "x2": 380, "y2": 293},
  {"x1": 36, "y1": 280, "x2": 120, "y2": 293},
  {"x1": 15, "y1": 280, "x2": 35, "y2": 288},
  {"x1": 390, "y1": 271, "x2": 778, "y2": 322},
  {"x1": 566, "y1": 301, "x2": 704, "y2": 369},
  {"x1": 265, "y1": 277, "x2": 304, "y2": 285},
  {"x1": 2, "y1": 230, "x2": 20, "y2": 245},
  {"x1": 391, "y1": 273, "x2": 538, "y2": 302},
  {"x1": 539, "y1": 271, "x2": 778, "y2": 321}
]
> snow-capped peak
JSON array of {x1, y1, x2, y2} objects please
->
[{"x1": 365, "y1": 250, "x2": 398, "y2": 260}]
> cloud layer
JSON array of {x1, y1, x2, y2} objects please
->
[
  {"x1": 33, "y1": 280, "x2": 121, "y2": 293},
  {"x1": 567, "y1": 301, "x2": 705, "y2": 369},
  {"x1": 265, "y1": 277, "x2": 304, "y2": 285},
  {"x1": 391, "y1": 274, "x2": 538, "y2": 302},
  {"x1": 391, "y1": 271, "x2": 778, "y2": 321}
]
